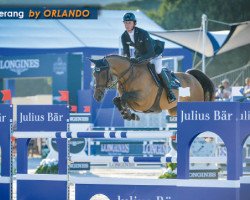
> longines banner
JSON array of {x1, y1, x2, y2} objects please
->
[
  {"x1": 0, "y1": 54, "x2": 68, "y2": 104},
  {"x1": 0, "y1": 54, "x2": 67, "y2": 78}
]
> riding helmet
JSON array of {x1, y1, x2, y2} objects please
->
[{"x1": 123, "y1": 12, "x2": 137, "y2": 22}]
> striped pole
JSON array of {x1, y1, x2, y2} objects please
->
[
  {"x1": 70, "y1": 156, "x2": 228, "y2": 164},
  {"x1": 70, "y1": 156, "x2": 175, "y2": 163},
  {"x1": 13, "y1": 131, "x2": 174, "y2": 139}
]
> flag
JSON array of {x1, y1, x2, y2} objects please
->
[
  {"x1": 70, "y1": 105, "x2": 77, "y2": 113},
  {"x1": 171, "y1": 135, "x2": 177, "y2": 140},
  {"x1": 83, "y1": 106, "x2": 91, "y2": 113},
  {"x1": 11, "y1": 136, "x2": 16, "y2": 142},
  {"x1": 59, "y1": 90, "x2": 69, "y2": 103},
  {"x1": 1, "y1": 90, "x2": 12, "y2": 102}
]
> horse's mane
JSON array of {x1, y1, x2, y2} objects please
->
[{"x1": 105, "y1": 54, "x2": 130, "y2": 62}]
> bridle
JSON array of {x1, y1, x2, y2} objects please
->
[
  {"x1": 93, "y1": 65, "x2": 115, "y2": 90},
  {"x1": 94, "y1": 58, "x2": 133, "y2": 90}
]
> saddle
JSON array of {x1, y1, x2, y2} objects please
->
[
  {"x1": 144, "y1": 63, "x2": 181, "y2": 113},
  {"x1": 147, "y1": 63, "x2": 181, "y2": 89}
]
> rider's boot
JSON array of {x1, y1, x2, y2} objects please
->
[{"x1": 159, "y1": 69, "x2": 176, "y2": 103}]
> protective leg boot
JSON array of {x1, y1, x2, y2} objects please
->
[{"x1": 159, "y1": 69, "x2": 176, "y2": 103}]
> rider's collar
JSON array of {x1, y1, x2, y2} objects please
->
[{"x1": 127, "y1": 29, "x2": 135, "y2": 35}]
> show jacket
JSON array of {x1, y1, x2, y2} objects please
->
[{"x1": 121, "y1": 27, "x2": 165, "y2": 61}]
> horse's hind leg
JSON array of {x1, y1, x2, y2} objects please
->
[{"x1": 168, "y1": 107, "x2": 177, "y2": 116}]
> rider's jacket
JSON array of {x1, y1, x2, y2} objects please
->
[{"x1": 121, "y1": 27, "x2": 165, "y2": 61}]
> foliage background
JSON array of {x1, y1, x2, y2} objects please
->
[{"x1": 105, "y1": 0, "x2": 250, "y2": 77}]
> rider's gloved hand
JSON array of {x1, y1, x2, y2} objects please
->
[
  {"x1": 130, "y1": 58, "x2": 139, "y2": 64},
  {"x1": 131, "y1": 57, "x2": 144, "y2": 64}
]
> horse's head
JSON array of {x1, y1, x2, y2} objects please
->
[{"x1": 89, "y1": 58, "x2": 113, "y2": 102}]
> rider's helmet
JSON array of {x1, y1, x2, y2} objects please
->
[{"x1": 123, "y1": 12, "x2": 137, "y2": 22}]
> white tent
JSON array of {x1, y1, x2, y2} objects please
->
[{"x1": 151, "y1": 21, "x2": 250, "y2": 57}]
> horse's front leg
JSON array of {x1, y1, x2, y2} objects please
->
[
  {"x1": 120, "y1": 92, "x2": 140, "y2": 121},
  {"x1": 113, "y1": 96, "x2": 129, "y2": 120},
  {"x1": 120, "y1": 91, "x2": 139, "y2": 106},
  {"x1": 113, "y1": 96, "x2": 139, "y2": 121},
  {"x1": 113, "y1": 97, "x2": 123, "y2": 112}
]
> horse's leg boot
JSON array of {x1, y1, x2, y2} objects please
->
[
  {"x1": 131, "y1": 113, "x2": 140, "y2": 121},
  {"x1": 113, "y1": 97, "x2": 128, "y2": 119},
  {"x1": 113, "y1": 97, "x2": 123, "y2": 111},
  {"x1": 159, "y1": 70, "x2": 176, "y2": 103},
  {"x1": 121, "y1": 109, "x2": 132, "y2": 120}
]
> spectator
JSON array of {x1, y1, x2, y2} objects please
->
[
  {"x1": 215, "y1": 84, "x2": 225, "y2": 100},
  {"x1": 243, "y1": 77, "x2": 250, "y2": 98},
  {"x1": 221, "y1": 79, "x2": 231, "y2": 99}
]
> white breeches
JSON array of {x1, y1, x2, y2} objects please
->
[{"x1": 150, "y1": 55, "x2": 162, "y2": 74}]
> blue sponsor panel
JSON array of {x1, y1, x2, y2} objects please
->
[
  {"x1": 0, "y1": 183, "x2": 10, "y2": 200},
  {"x1": 70, "y1": 113, "x2": 92, "y2": 123},
  {"x1": 74, "y1": 179, "x2": 241, "y2": 200},
  {"x1": 78, "y1": 89, "x2": 93, "y2": 114},
  {"x1": 240, "y1": 184, "x2": 250, "y2": 200},
  {"x1": 178, "y1": 186, "x2": 240, "y2": 200},
  {"x1": 90, "y1": 140, "x2": 169, "y2": 156},
  {"x1": 0, "y1": 55, "x2": 45, "y2": 78},
  {"x1": 240, "y1": 177, "x2": 250, "y2": 200},
  {"x1": 0, "y1": 54, "x2": 83, "y2": 104},
  {"x1": 75, "y1": 184, "x2": 177, "y2": 200},
  {"x1": 17, "y1": 105, "x2": 69, "y2": 131},
  {"x1": 177, "y1": 102, "x2": 241, "y2": 180},
  {"x1": 16, "y1": 105, "x2": 69, "y2": 200},
  {"x1": 0, "y1": 104, "x2": 12, "y2": 200},
  {"x1": 75, "y1": 182, "x2": 240, "y2": 200},
  {"x1": 17, "y1": 179, "x2": 67, "y2": 200},
  {"x1": 239, "y1": 103, "x2": 250, "y2": 199}
]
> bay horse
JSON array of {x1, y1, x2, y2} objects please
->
[{"x1": 90, "y1": 55, "x2": 215, "y2": 120}]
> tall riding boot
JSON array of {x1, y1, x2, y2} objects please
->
[{"x1": 159, "y1": 69, "x2": 176, "y2": 103}]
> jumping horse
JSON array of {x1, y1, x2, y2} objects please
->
[{"x1": 90, "y1": 55, "x2": 215, "y2": 120}]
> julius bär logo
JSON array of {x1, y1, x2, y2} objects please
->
[{"x1": 90, "y1": 194, "x2": 110, "y2": 200}]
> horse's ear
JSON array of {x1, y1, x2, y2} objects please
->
[{"x1": 88, "y1": 58, "x2": 97, "y2": 65}]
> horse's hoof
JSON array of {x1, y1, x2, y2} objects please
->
[
  {"x1": 131, "y1": 113, "x2": 140, "y2": 121},
  {"x1": 135, "y1": 115, "x2": 140, "y2": 121},
  {"x1": 123, "y1": 115, "x2": 131, "y2": 121}
]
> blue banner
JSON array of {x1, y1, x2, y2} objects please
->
[
  {"x1": 91, "y1": 141, "x2": 170, "y2": 156},
  {"x1": 0, "y1": 54, "x2": 68, "y2": 104},
  {"x1": 0, "y1": 104, "x2": 12, "y2": 177},
  {"x1": 0, "y1": 7, "x2": 98, "y2": 19},
  {"x1": 0, "y1": 54, "x2": 67, "y2": 78},
  {"x1": 17, "y1": 105, "x2": 69, "y2": 131},
  {"x1": 76, "y1": 184, "x2": 177, "y2": 200}
]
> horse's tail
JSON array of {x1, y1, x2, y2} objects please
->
[{"x1": 186, "y1": 69, "x2": 215, "y2": 101}]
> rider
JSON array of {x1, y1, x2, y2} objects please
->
[{"x1": 121, "y1": 12, "x2": 176, "y2": 103}]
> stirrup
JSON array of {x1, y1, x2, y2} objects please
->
[{"x1": 167, "y1": 91, "x2": 176, "y2": 103}]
